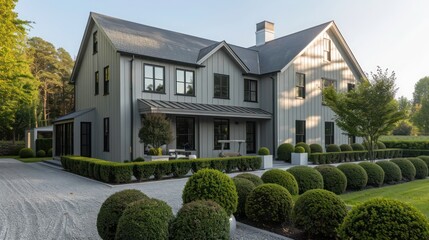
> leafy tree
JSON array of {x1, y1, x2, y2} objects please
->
[
  {"x1": 392, "y1": 120, "x2": 414, "y2": 136},
  {"x1": 397, "y1": 96, "x2": 412, "y2": 118},
  {"x1": 138, "y1": 113, "x2": 173, "y2": 149},
  {"x1": 54, "y1": 47, "x2": 74, "y2": 116},
  {"x1": 323, "y1": 67, "x2": 405, "y2": 160},
  {"x1": 413, "y1": 76, "x2": 429, "y2": 105},
  {"x1": 412, "y1": 97, "x2": 429, "y2": 135}
]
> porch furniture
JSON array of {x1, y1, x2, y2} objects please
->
[
  {"x1": 218, "y1": 140, "x2": 246, "y2": 157},
  {"x1": 168, "y1": 149, "x2": 192, "y2": 159}
]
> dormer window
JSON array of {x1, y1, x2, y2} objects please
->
[
  {"x1": 323, "y1": 38, "x2": 331, "y2": 61},
  {"x1": 93, "y1": 31, "x2": 98, "y2": 54}
]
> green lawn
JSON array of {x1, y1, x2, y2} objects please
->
[
  {"x1": 380, "y1": 135, "x2": 429, "y2": 141},
  {"x1": 340, "y1": 179, "x2": 429, "y2": 217},
  {"x1": 0, "y1": 155, "x2": 52, "y2": 163}
]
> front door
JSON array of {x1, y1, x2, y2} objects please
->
[
  {"x1": 246, "y1": 121, "x2": 256, "y2": 154},
  {"x1": 81, "y1": 122, "x2": 91, "y2": 157}
]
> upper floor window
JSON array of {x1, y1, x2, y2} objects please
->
[
  {"x1": 103, "y1": 66, "x2": 109, "y2": 95},
  {"x1": 95, "y1": 71, "x2": 99, "y2": 95},
  {"x1": 244, "y1": 79, "x2": 257, "y2": 102},
  {"x1": 176, "y1": 69, "x2": 194, "y2": 96},
  {"x1": 325, "y1": 121, "x2": 335, "y2": 146},
  {"x1": 322, "y1": 78, "x2": 336, "y2": 103},
  {"x1": 296, "y1": 73, "x2": 305, "y2": 98},
  {"x1": 323, "y1": 38, "x2": 331, "y2": 61},
  {"x1": 93, "y1": 31, "x2": 98, "y2": 54},
  {"x1": 214, "y1": 74, "x2": 229, "y2": 99},
  {"x1": 296, "y1": 120, "x2": 306, "y2": 143},
  {"x1": 144, "y1": 64, "x2": 165, "y2": 93},
  {"x1": 348, "y1": 83, "x2": 355, "y2": 92}
]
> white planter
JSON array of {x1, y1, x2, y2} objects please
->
[
  {"x1": 259, "y1": 155, "x2": 273, "y2": 169},
  {"x1": 229, "y1": 215, "x2": 236, "y2": 236},
  {"x1": 291, "y1": 153, "x2": 308, "y2": 165},
  {"x1": 143, "y1": 155, "x2": 170, "y2": 162}
]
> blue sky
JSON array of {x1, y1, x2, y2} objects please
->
[{"x1": 16, "y1": 0, "x2": 429, "y2": 99}]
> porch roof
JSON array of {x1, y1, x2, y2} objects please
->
[
  {"x1": 138, "y1": 99, "x2": 271, "y2": 119},
  {"x1": 53, "y1": 108, "x2": 95, "y2": 123}
]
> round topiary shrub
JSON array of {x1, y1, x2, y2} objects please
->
[
  {"x1": 19, "y1": 148, "x2": 34, "y2": 158},
  {"x1": 115, "y1": 198, "x2": 173, "y2": 240},
  {"x1": 377, "y1": 141, "x2": 387, "y2": 149},
  {"x1": 408, "y1": 157, "x2": 429, "y2": 179},
  {"x1": 292, "y1": 189, "x2": 348, "y2": 239},
  {"x1": 97, "y1": 189, "x2": 148, "y2": 240},
  {"x1": 338, "y1": 198, "x2": 429, "y2": 240},
  {"x1": 287, "y1": 166, "x2": 324, "y2": 194},
  {"x1": 337, "y1": 163, "x2": 368, "y2": 190},
  {"x1": 310, "y1": 143, "x2": 323, "y2": 153},
  {"x1": 418, "y1": 155, "x2": 429, "y2": 168},
  {"x1": 340, "y1": 144, "x2": 353, "y2": 152},
  {"x1": 47, "y1": 148, "x2": 53, "y2": 157},
  {"x1": 257, "y1": 147, "x2": 270, "y2": 155},
  {"x1": 315, "y1": 165, "x2": 347, "y2": 194},
  {"x1": 295, "y1": 142, "x2": 311, "y2": 154},
  {"x1": 391, "y1": 158, "x2": 416, "y2": 181},
  {"x1": 277, "y1": 143, "x2": 294, "y2": 162},
  {"x1": 376, "y1": 160, "x2": 402, "y2": 183},
  {"x1": 351, "y1": 143, "x2": 365, "y2": 151},
  {"x1": 326, "y1": 144, "x2": 341, "y2": 152},
  {"x1": 170, "y1": 200, "x2": 229, "y2": 240},
  {"x1": 294, "y1": 146, "x2": 305, "y2": 153},
  {"x1": 245, "y1": 183, "x2": 293, "y2": 224},
  {"x1": 232, "y1": 178, "x2": 255, "y2": 216},
  {"x1": 261, "y1": 169, "x2": 298, "y2": 195},
  {"x1": 36, "y1": 149, "x2": 46, "y2": 157},
  {"x1": 234, "y1": 173, "x2": 263, "y2": 186},
  {"x1": 358, "y1": 162, "x2": 385, "y2": 187},
  {"x1": 182, "y1": 169, "x2": 238, "y2": 215}
]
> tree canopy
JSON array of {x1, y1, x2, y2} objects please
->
[{"x1": 138, "y1": 113, "x2": 173, "y2": 149}]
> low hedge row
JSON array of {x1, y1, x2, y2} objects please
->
[
  {"x1": 35, "y1": 138, "x2": 52, "y2": 152},
  {"x1": 402, "y1": 149, "x2": 429, "y2": 157},
  {"x1": 61, "y1": 156, "x2": 261, "y2": 184},
  {"x1": 382, "y1": 140, "x2": 429, "y2": 150},
  {"x1": 310, "y1": 149, "x2": 402, "y2": 164}
]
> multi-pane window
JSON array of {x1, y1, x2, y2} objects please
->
[
  {"x1": 103, "y1": 66, "x2": 109, "y2": 95},
  {"x1": 244, "y1": 79, "x2": 257, "y2": 102},
  {"x1": 95, "y1": 71, "x2": 99, "y2": 95},
  {"x1": 347, "y1": 83, "x2": 355, "y2": 92},
  {"x1": 103, "y1": 118, "x2": 109, "y2": 152},
  {"x1": 214, "y1": 74, "x2": 229, "y2": 99},
  {"x1": 296, "y1": 73, "x2": 305, "y2": 98},
  {"x1": 144, "y1": 64, "x2": 165, "y2": 93},
  {"x1": 325, "y1": 122, "x2": 335, "y2": 146},
  {"x1": 176, "y1": 69, "x2": 194, "y2": 95},
  {"x1": 93, "y1": 31, "x2": 98, "y2": 54},
  {"x1": 296, "y1": 120, "x2": 306, "y2": 143},
  {"x1": 246, "y1": 122, "x2": 256, "y2": 153},
  {"x1": 176, "y1": 117, "x2": 195, "y2": 150},
  {"x1": 323, "y1": 38, "x2": 331, "y2": 61},
  {"x1": 214, "y1": 119, "x2": 229, "y2": 150}
]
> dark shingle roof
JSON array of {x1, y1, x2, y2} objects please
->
[{"x1": 53, "y1": 108, "x2": 94, "y2": 123}]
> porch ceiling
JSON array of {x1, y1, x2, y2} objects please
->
[{"x1": 138, "y1": 99, "x2": 271, "y2": 119}]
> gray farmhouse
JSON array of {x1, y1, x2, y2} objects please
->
[{"x1": 53, "y1": 12, "x2": 365, "y2": 162}]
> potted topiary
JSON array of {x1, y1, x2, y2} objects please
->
[
  {"x1": 291, "y1": 146, "x2": 308, "y2": 165},
  {"x1": 139, "y1": 113, "x2": 173, "y2": 161},
  {"x1": 257, "y1": 147, "x2": 273, "y2": 169}
]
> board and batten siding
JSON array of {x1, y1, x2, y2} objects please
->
[{"x1": 276, "y1": 29, "x2": 361, "y2": 150}]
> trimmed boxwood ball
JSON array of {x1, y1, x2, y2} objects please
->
[
  {"x1": 326, "y1": 144, "x2": 341, "y2": 152},
  {"x1": 391, "y1": 158, "x2": 416, "y2": 181},
  {"x1": 292, "y1": 189, "x2": 348, "y2": 239},
  {"x1": 234, "y1": 173, "x2": 263, "y2": 186},
  {"x1": 47, "y1": 148, "x2": 53, "y2": 157},
  {"x1": 377, "y1": 141, "x2": 387, "y2": 149},
  {"x1": 310, "y1": 143, "x2": 323, "y2": 153},
  {"x1": 351, "y1": 143, "x2": 365, "y2": 151},
  {"x1": 36, "y1": 149, "x2": 46, "y2": 157},
  {"x1": 338, "y1": 198, "x2": 429, "y2": 240},
  {"x1": 19, "y1": 148, "x2": 34, "y2": 158},
  {"x1": 232, "y1": 178, "x2": 255, "y2": 216},
  {"x1": 295, "y1": 142, "x2": 311, "y2": 153},
  {"x1": 340, "y1": 144, "x2": 353, "y2": 152},
  {"x1": 315, "y1": 165, "x2": 347, "y2": 194},
  {"x1": 245, "y1": 183, "x2": 293, "y2": 224},
  {"x1": 261, "y1": 169, "x2": 299, "y2": 195},
  {"x1": 170, "y1": 200, "x2": 229, "y2": 240},
  {"x1": 257, "y1": 147, "x2": 270, "y2": 155},
  {"x1": 294, "y1": 146, "x2": 305, "y2": 153},
  {"x1": 97, "y1": 189, "x2": 148, "y2": 240},
  {"x1": 182, "y1": 169, "x2": 238, "y2": 215},
  {"x1": 277, "y1": 143, "x2": 294, "y2": 162},
  {"x1": 408, "y1": 157, "x2": 428, "y2": 179},
  {"x1": 418, "y1": 155, "x2": 429, "y2": 168},
  {"x1": 358, "y1": 162, "x2": 385, "y2": 187},
  {"x1": 376, "y1": 161, "x2": 402, "y2": 183},
  {"x1": 115, "y1": 198, "x2": 173, "y2": 240},
  {"x1": 287, "y1": 166, "x2": 324, "y2": 194},
  {"x1": 337, "y1": 163, "x2": 368, "y2": 190}
]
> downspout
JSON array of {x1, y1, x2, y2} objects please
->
[
  {"x1": 130, "y1": 56, "x2": 135, "y2": 161},
  {"x1": 270, "y1": 75, "x2": 277, "y2": 158}
]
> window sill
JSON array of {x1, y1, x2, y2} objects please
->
[
  {"x1": 103, "y1": 93, "x2": 109, "y2": 96},
  {"x1": 213, "y1": 97, "x2": 230, "y2": 100},
  {"x1": 244, "y1": 100, "x2": 258, "y2": 103},
  {"x1": 143, "y1": 90, "x2": 166, "y2": 94},
  {"x1": 175, "y1": 93, "x2": 196, "y2": 97},
  {"x1": 295, "y1": 97, "x2": 305, "y2": 100}
]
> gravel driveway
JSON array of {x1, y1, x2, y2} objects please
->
[{"x1": 0, "y1": 159, "x2": 287, "y2": 240}]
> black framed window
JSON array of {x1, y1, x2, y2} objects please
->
[
  {"x1": 296, "y1": 73, "x2": 305, "y2": 98},
  {"x1": 214, "y1": 74, "x2": 229, "y2": 99},
  {"x1": 176, "y1": 69, "x2": 194, "y2": 95},
  {"x1": 176, "y1": 117, "x2": 195, "y2": 150},
  {"x1": 214, "y1": 119, "x2": 229, "y2": 150},
  {"x1": 323, "y1": 38, "x2": 331, "y2": 61},
  {"x1": 348, "y1": 134, "x2": 356, "y2": 144},
  {"x1": 325, "y1": 122, "x2": 335, "y2": 146},
  {"x1": 93, "y1": 31, "x2": 98, "y2": 54},
  {"x1": 244, "y1": 79, "x2": 257, "y2": 102},
  {"x1": 246, "y1": 121, "x2": 256, "y2": 153},
  {"x1": 296, "y1": 120, "x2": 306, "y2": 143},
  {"x1": 103, "y1": 118, "x2": 109, "y2": 152},
  {"x1": 144, "y1": 64, "x2": 165, "y2": 93},
  {"x1": 95, "y1": 71, "x2": 99, "y2": 95},
  {"x1": 103, "y1": 66, "x2": 109, "y2": 95},
  {"x1": 347, "y1": 83, "x2": 355, "y2": 92}
]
